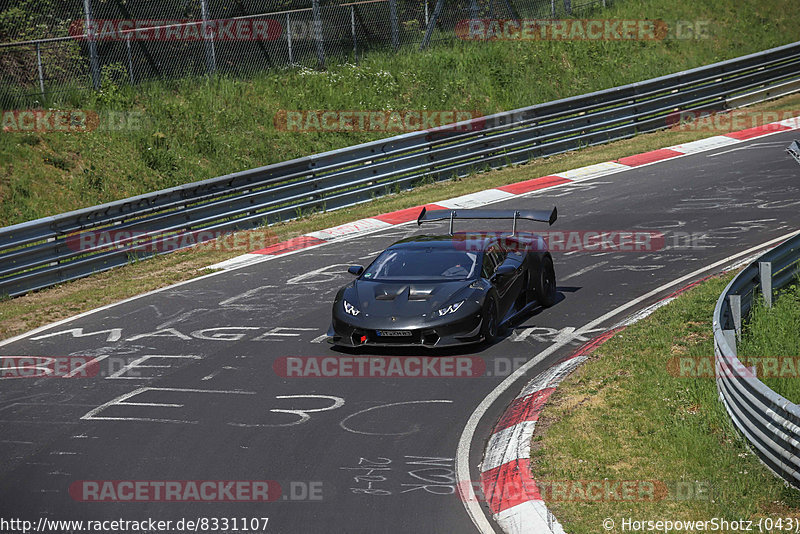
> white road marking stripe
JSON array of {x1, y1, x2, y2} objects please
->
[
  {"x1": 436, "y1": 189, "x2": 517, "y2": 209},
  {"x1": 552, "y1": 161, "x2": 629, "y2": 182},
  {"x1": 306, "y1": 218, "x2": 393, "y2": 240},
  {"x1": 666, "y1": 136, "x2": 739, "y2": 154},
  {"x1": 558, "y1": 261, "x2": 608, "y2": 282},
  {"x1": 204, "y1": 253, "x2": 272, "y2": 271}
]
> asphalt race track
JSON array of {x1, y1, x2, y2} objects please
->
[{"x1": 1, "y1": 130, "x2": 799, "y2": 534}]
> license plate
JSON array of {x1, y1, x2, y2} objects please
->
[{"x1": 376, "y1": 330, "x2": 413, "y2": 337}]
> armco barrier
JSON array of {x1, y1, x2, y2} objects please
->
[
  {"x1": 712, "y1": 232, "x2": 800, "y2": 490},
  {"x1": 2, "y1": 41, "x2": 800, "y2": 297}
]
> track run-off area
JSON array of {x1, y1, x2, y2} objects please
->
[{"x1": 1, "y1": 127, "x2": 799, "y2": 534}]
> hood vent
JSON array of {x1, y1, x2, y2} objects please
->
[
  {"x1": 373, "y1": 285, "x2": 435, "y2": 301},
  {"x1": 408, "y1": 287, "x2": 434, "y2": 300},
  {"x1": 375, "y1": 286, "x2": 406, "y2": 300}
]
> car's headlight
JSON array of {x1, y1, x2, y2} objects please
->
[
  {"x1": 343, "y1": 299, "x2": 361, "y2": 316},
  {"x1": 437, "y1": 300, "x2": 464, "y2": 317}
]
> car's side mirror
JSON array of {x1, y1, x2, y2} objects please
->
[
  {"x1": 348, "y1": 265, "x2": 364, "y2": 276},
  {"x1": 494, "y1": 264, "x2": 516, "y2": 277}
]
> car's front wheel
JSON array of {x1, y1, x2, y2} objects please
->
[{"x1": 481, "y1": 298, "x2": 499, "y2": 343}]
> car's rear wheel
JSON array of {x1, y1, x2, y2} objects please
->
[
  {"x1": 481, "y1": 298, "x2": 498, "y2": 343},
  {"x1": 534, "y1": 256, "x2": 557, "y2": 307}
]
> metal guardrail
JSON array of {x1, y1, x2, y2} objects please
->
[
  {"x1": 2, "y1": 41, "x2": 800, "y2": 298},
  {"x1": 713, "y1": 227, "x2": 800, "y2": 490}
]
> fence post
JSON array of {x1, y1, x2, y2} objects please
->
[
  {"x1": 424, "y1": 0, "x2": 429, "y2": 26},
  {"x1": 312, "y1": 0, "x2": 326, "y2": 69},
  {"x1": 82, "y1": 0, "x2": 101, "y2": 90},
  {"x1": 389, "y1": 0, "x2": 400, "y2": 50},
  {"x1": 501, "y1": 0, "x2": 519, "y2": 20},
  {"x1": 469, "y1": 0, "x2": 479, "y2": 21},
  {"x1": 350, "y1": 5, "x2": 358, "y2": 60},
  {"x1": 126, "y1": 33, "x2": 134, "y2": 84},
  {"x1": 759, "y1": 261, "x2": 773, "y2": 308},
  {"x1": 420, "y1": 0, "x2": 445, "y2": 50},
  {"x1": 551, "y1": 0, "x2": 555, "y2": 17},
  {"x1": 35, "y1": 42, "x2": 45, "y2": 98},
  {"x1": 200, "y1": 0, "x2": 217, "y2": 74},
  {"x1": 286, "y1": 13, "x2": 294, "y2": 64}
]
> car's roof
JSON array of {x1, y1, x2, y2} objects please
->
[{"x1": 389, "y1": 234, "x2": 495, "y2": 251}]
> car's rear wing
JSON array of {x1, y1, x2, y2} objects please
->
[{"x1": 417, "y1": 207, "x2": 557, "y2": 235}]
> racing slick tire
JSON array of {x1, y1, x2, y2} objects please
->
[
  {"x1": 534, "y1": 255, "x2": 557, "y2": 307},
  {"x1": 480, "y1": 297, "x2": 499, "y2": 343}
]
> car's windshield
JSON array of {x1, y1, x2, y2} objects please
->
[{"x1": 362, "y1": 248, "x2": 479, "y2": 281}]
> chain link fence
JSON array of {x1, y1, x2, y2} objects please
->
[{"x1": 0, "y1": 0, "x2": 611, "y2": 107}]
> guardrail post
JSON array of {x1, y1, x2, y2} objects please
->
[
  {"x1": 722, "y1": 330, "x2": 738, "y2": 357},
  {"x1": 729, "y1": 294, "x2": 742, "y2": 342},
  {"x1": 312, "y1": 0, "x2": 326, "y2": 69},
  {"x1": 35, "y1": 42, "x2": 45, "y2": 98},
  {"x1": 759, "y1": 261, "x2": 773, "y2": 308},
  {"x1": 82, "y1": 0, "x2": 101, "y2": 90}
]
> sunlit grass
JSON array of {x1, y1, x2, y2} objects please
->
[
  {"x1": 531, "y1": 273, "x2": 800, "y2": 534},
  {"x1": 739, "y1": 278, "x2": 800, "y2": 403}
]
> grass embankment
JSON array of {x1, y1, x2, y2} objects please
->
[
  {"x1": 1, "y1": 0, "x2": 799, "y2": 226},
  {"x1": 530, "y1": 273, "x2": 800, "y2": 534},
  {"x1": 739, "y1": 280, "x2": 800, "y2": 403}
]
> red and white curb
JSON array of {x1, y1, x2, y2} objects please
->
[
  {"x1": 478, "y1": 330, "x2": 618, "y2": 534},
  {"x1": 206, "y1": 117, "x2": 800, "y2": 272},
  {"x1": 476, "y1": 255, "x2": 770, "y2": 534}
]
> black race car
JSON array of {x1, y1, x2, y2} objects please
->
[{"x1": 327, "y1": 208, "x2": 558, "y2": 348}]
